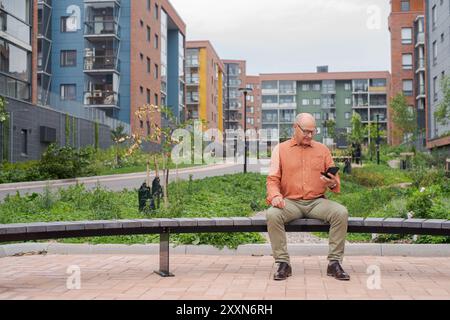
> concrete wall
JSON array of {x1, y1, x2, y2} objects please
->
[{"x1": 3, "y1": 98, "x2": 111, "y2": 163}]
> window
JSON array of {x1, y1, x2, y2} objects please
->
[
  {"x1": 147, "y1": 121, "x2": 150, "y2": 134},
  {"x1": 402, "y1": 54, "x2": 413, "y2": 70},
  {"x1": 140, "y1": 20, "x2": 144, "y2": 27},
  {"x1": 433, "y1": 41, "x2": 438, "y2": 64},
  {"x1": 147, "y1": 0, "x2": 151, "y2": 11},
  {"x1": 312, "y1": 98, "x2": 321, "y2": 106},
  {"x1": 402, "y1": 80, "x2": 413, "y2": 96},
  {"x1": 140, "y1": 120, "x2": 144, "y2": 129},
  {"x1": 60, "y1": 84, "x2": 76, "y2": 101},
  {"x1": 345, "y1": 112, "x2": 351, "y2": 120},
  {"x1": 401, "y1": 1, "x2": 410, "y2": 11},
  {"x1": 140, "y1": 86, "x2": 143, "y2": 94},
  {"x1": 345, "y1": 98, "x2": 351, "y2": 105},
  {"x1": 140, "y1": 53, "x2": 144, "y2": 60},
  {"x1": 60, "y1": 16, "x2": 77, "y2": 32},
  {"x1": 312, "y1": 83, "x2": 321, "y2": 91},
  {"x1": 60, "y1": 50, "x2": 76, "y2": 67},
  {"x1": 301, "y1": 84, "x2": 310, "y2": 91},
  {"x1": 432, "y1": 5, "x2": 437, "y2": 29},
  {"x1": 401, "y1": 28, "x2": 412, "y2": 44},
  {"x1": 21, "y1": 129, "x2": 28, "y2": 155},
  {"x1": 147, "y1": 26, "x2": 151, "y2": 42},
  {"x1": 154, "y1": 64, "x2": 159, "y2": 79},
  {"x1": 155, "y1": 4, "x2": 159, "y2": 20},
  {"x1": 441, "y1": 33, "x2": 445, "y2": 43},
  {"x1": 154, "y1": 34, "x2": 159, "y2": 49},
  {"x1": 146, "y1": 89, "x2": 151, "y2": 103},
  {"x1": 316, "y1": 127, "x2": 321, "y2": 134},
  {"x1": 344, "y1": 83, "x2": 351, "y2": 91},
  {"x1": 147, "y1": 57, "x2": 151, "y2": 73},
  {"x1": 154, "y1": 93, "x2": 158, "y2": 105},
  {"x1": 314, "y1": 113, "x2": 321, "y2": 120},
  {"x1": 302, "y1": 99, "x2": 310, "y2": 106},
  {"x1": 433, "y1": 76, "x2": 438, "y2": 101}
]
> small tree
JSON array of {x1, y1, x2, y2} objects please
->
[
  {"x1": 323, "y1": 119, "x2": 336, "y2": 139},
  {"x1": 110, "y1": 125, "x2": 128, "y2": 166},
  {"x1": 434, "y1": 75, "x2": 450, "y2": 126},
  {"x1": 349, "y1": 113, "x2": 363, "y2": 145},
  {"x1": 390, "y1": 93, "x2": 417, "y2": 143}
]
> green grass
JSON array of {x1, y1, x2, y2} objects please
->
[
  {"x1": 1, "y1": 166, "x2": 448, "y2": 246},
  {"x1": 97, "y1": 162, "x2": 204, "y2": 176}
]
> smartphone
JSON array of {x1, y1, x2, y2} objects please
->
[{"x1": 321, "y1": 166, "x2": 340, "y2": 179}]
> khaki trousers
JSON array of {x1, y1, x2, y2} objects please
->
[{"x1": 266, "y1": 198, "x2": 348, "y2": 264}]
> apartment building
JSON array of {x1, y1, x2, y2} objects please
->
[
  {"x1": 222, "y1": 59, "x2": 246, "y2": 131},
  {"x1": 185, "y1": 40, "x2": 224, "y2": 131},
  {"x1": 260, "y1": 69, "x2": 390, "y2": 147},
  {"x1": 426, "y1": 0, "x2": 450, "y2": 151},
  {"x1": 47, "y1": 0, "x2": 186, "y2": 134},
  {"x1": 245, "y1": 75, "x2": 262, "y2": 132},
  {"x1": 388, "y1": 0, "x2": 426, "y2": 146}
]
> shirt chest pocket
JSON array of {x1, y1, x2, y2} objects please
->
[{"x1": 310, "y1": 155, "x2": 324, "y2": 171}]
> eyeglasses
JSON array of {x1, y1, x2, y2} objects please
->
[{"x1": 296, "y1": 124, "x2": 317, "y2": 136}]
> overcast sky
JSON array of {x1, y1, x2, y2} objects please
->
[{"x1": 170, "y1": 0, "x2": 391, "y2": 75}]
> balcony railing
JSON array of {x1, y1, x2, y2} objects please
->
[
  {"x1": 415, "y1": 32, "x2": 425, "y2": 45},
  {"x1": 279, "y1": 102, "x2": 296, "y2": 108},
  {"x1": 369, "y1": 86, "x2": 387, "y2": 93},
  {"x1": 186, "y1": 60, "x2": 199, "y2": 67},
  {"x1": 186, "y1": 77, "x2": 199, "y2": 85},
  {"x1": 261, "y1": 89, "x2": 279, "y2": 95},
  {"x1": 279, "y1": 88, "x2": 296, "y2": 95},
  {"x1": 416, "y1": 58, "x2": 425, "y2": 71},
  {"x1": 84, "y1": 90, "x2": 119, "y2": 107},
  {"x1": 84, "y1": 56, "x2": 120, "y2": 72},
  {"x1": 85, "y1": 21, "x2": 120, "y2": 37}
]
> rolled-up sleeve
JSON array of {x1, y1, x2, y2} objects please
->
[
  {"x1": 266, "y1": 144, "x2": 283, "y2": 204},
  {"x1": 325, "y1": 149, "x2": 341, "y2": 194}
]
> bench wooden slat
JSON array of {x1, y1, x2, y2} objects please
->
[
  {"x1": 135, "y1": 219, "x2": 160, "y2": 227},
  {"x1": 193, "y1": 218, "x2": 216, "y2": 227},
  {"x1": 213, "y1": 218, "x2": 234, "y2": 226},
  {"x1": 173, "y1": 218, "x2": 197, "y2": 227},
  {"x1": 382, "y1": 218, "x2": 405, "y2": 227},
  {"x1": 402, "y1": 219, "x2": 427, "y2": 228},
  {"x1": 157, "y1": 219, "x2": 179, "y2": 227},
  {"x1": 250, "y1": 217, "x2": 266, "y2": 226},
  {"x1": 121, "y1": 220, "x2": 143, "y2": 229},
  {"x1": 44, "y1": 222, "x2": 68, "y2": 232},
  {"x1": 363, "y1": 218, "x2": 385, "y2": 227},
  {"x1": 422, "y1": 219, "x2": 446, "y2": 229},
  {"x1": 289, "y1": 219, "x2": 327, "y2": 226},
  {"x1": 442, "y1": 221, "x2": 450, "y2": 229},
  {"x1": 64, "y1": 221, "x2": 87, "y2": 231},
  {"x1": 348, "y1": 217, "x2": 365, "y2": 226},
  {"x1": 231, "y1": 217, "x2": 252, "y2": 226}
]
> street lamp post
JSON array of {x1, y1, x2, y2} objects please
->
[
  {"x1": 376, "y1": 114, "x2": 380, "y2": 165},
  {"x1": 239, "y1": 87, "x2": 253, "y2": 174}
]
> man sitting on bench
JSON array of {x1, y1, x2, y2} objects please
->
[{"x1": 266, "y1": 113, "x2": 350, "y2": 281}]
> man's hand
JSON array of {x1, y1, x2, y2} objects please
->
[
  {"x1": 271, "y1": 196, "x2": 286, "y2": 209},
  {"x1": 320, "y1": 173, "x2": 338, "y2": 189}
]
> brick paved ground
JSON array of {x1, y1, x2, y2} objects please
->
[{"x1": 0, "y1": 254, "x2": 449, "y2": 300}]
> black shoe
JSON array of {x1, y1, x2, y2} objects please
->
[
  {"x1": 273, "y1": 262, "x2": 292, "y2": 281},
  {"x1": 327, "y1": 261, "x2": 350, "y2": 281}
]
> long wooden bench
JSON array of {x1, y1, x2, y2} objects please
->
[{"x1": 1, "y1": 217, "x2": 449, "y2": 277}]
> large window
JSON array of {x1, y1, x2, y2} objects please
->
[
  {"x1": 0, "y1": 10, "x2": 31, "y2": 45},
  {"x1": 402, "y1": 80, "x2": 413, "y2": 96},
  {"x1": 0, "y1": 39, "x2": 31, "y2": 82},
  {"x1": 60, "y1": 50, "x2": 77, "y2": 67},
  {"x1": 432, "y1": 5, "x2": 437, "y2": 29},
  {"x1": 0, "y1": 0, "x2": 31, "y2": 23},
  {"x1": 401, "y1": 28, "x2": 412, "y2": 44},
  {"x1": 60, "y1": 84, "x2": 76, "y2": 101},
  {"x1": 433, "y1": 41, "x2": 438, "y2": 64},
  {"x1": 402, "y1": 54, "x2": 413, "y2": 70},
  {"x1": 401, "y1": 1, "x2": 410, "y2": 12}
]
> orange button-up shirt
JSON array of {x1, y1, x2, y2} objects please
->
[{"x1": 266, "y1": 138, "x2": 340, "y2": 204}]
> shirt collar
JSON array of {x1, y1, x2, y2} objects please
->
[{"x1": 289, "y1": 138, "x2": 314, "y2": 148}]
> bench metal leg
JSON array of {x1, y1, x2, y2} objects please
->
[{"x1": 154, "y1": 231, "x2": 174, "y2": 277}]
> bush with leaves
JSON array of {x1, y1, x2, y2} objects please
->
[{"x1": 39, "y1": 144, "x2": 98, "y2": 179}]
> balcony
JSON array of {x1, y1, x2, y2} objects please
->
[
  {"x1": 415, "y1": 58, "x2": 425, "y2": 73},
  {"x1": 416, "y1": 84, "x2": 426, "y2": 100},
  {"x1": 85, "y1": 21, "x2": 120, "y2": 38},
  {"x1": 279, "y1": 88, "x2": 296, "y2": 95},
  {"x1": 262, "y1": 103, "x2": 279, "y2": 109},
  {"x1": 84, "y1": 90, "x2": 119, "y2": 108},
  {"x1": 186, "y1": 60, "x2": 199, "y2": 68},
  {"x1": 352, "y1": 86, "x2": 368, "y2": 93},
  {"x1": 279, "y1": 102, "x2": 296, "y2": 109},
  {"x1": 84, "y1": 55, "x2": 120, "y2": 73},
  {"x1": 415, "y1": 32, "x2": 425, "y2": 46},
  {"x1": 186, "y1": 77, "x2": 200, "y2": 86},
  {"x1": 261, "y1": 89, "x2": 278, "y2": 95},
  {"x1": 369, "y1": 86, "x2": 387, "y2": 94}
]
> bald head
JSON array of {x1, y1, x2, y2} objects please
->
[{"x1": 295, "y1": 113, "x2": 316, "y2": 127}]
